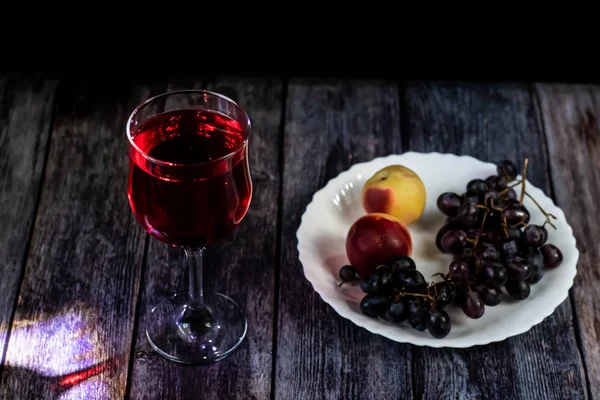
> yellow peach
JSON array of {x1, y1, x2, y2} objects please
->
[{"x1": 361, "y1": 165, "x2": 426, "y2": 226}]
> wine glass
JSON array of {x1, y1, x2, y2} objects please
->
[{"x1": 126, "y1": 90, "x2": 252, "y2": 364}]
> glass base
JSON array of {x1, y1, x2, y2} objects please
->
[{"x1": 146, "y1": 291, "x2": 248, "y2": 364}]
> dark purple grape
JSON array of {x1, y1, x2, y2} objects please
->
[
  {"x1": 506, "y1": 226, "x2": 522, "y2": 241},
  {"x1": 523, "y1": 224, "x2": 548, "y2": 247},
  {"x1": 457, "y1": 203, "x2": 480, "y2": 227},
  {"x1": 360, "y1": 294, "x2": 391, "y2": 317},
  {"x1": 502, "y1": 204, "x2": 530, "y2": 225},
  {"x1": 505, "y1": 188, "x2": 518, "y2": 200},
  {"x1": 360, "y1": 269, "x2": 393, "y2": 295},
  {"x1": 483, "y1": 211, "x2": 502, "y2": 230},
  {"x1": 488, "y1": 175, "x2": 507, "y2": 191},
  {"x1": 485, "y1": 175, "x2": 498, "y2": 189},
  {"x1": 506, "y1": 257, "x2": 531, "y2": 281},
  {"x1": 408, "y1": 298, "x2": 430, "y2": 331},
  {"x1": 484, "y1": 228, "x2": 505, "y2": 248},
  {"x1": 394, "y1": 268, "x2": 427, "y2": 293},
  {"x1": 448, "y1": 260, "x2": 470, "y2": 281},
  {"x1": 462, "y1": 291, "x2": 485, "y2": 319},
  {"x1": 474, "y1": 242, "x2": 500, "y2": 261},
  {"x1": 436, "y1": 223, "x2": 464, "y2": 252},
  {"x1": 437, "y1": 192, "x2": 462, "y2": 217},
  {"x1": 433, "y1": 281, "x2": 456, "y2": 308},
  {"x1": 502, "y1": 240, "x2": 519, "y2": 260},
  {"x1": 467, "y1": 178, "x2": 488, "y2": 194},
  {"x1": 505, "y1": 280, "x2": 531, "y2": 300},
  {"x1": 385, "y1": 299, "x2": 409, "y2": 323},
  {"x1": 389, "y1": 255, "x2": 416, "y2": 271},
  {"x1": 484, "y1": 190, "x2": 501, "y2": 208},
  {"x1": 454, "y1": 248, "x2": 475, "y2": 263},
  {"x1": 339, "y1": 265, "x2": 358, "y2": 282},
  {"x1": 527, "y1": 265, "x2": 544, "y2": 284},
  {"x1": 474, "y1": 284, "x2": 502, "y2": 306},
  {"x1": 462, "y1": 190, "x2": 482, "y2": 205},
  {"x1": 427, "y1": 310, "x2": 452, "y2": 338},
  {"x1": 440, "y1": 229, "x2": 467, "y2": 253},
  {"x1": 497, "y1": 160, "x2": 519, "y2": 181},
  {"x1": 477, "y1": 260, "x2": 502, "y2": 284},
  {"x1": 541, "y1": 244, "x2": 563, "y2": 269}
]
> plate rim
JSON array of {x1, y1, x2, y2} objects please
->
[{"x1": 296, "y1": 151, "x2": 579, "y2": 348}]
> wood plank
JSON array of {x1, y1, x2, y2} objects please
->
[
  {"x1": 276, "y1": 79, "x2": 414, "y2": 400},
  {"x1": 0, "y1": 78, "x2": 163, "y2": 399},
  {"x1": 0, "y1": 73, "x2": 57, "y2": 375},
  {"x1": 403, "y1": 81, "x2": 587, "y2": 400},
  {"x1": 534, "y1": 83, "x2": 600, "y2": 399},
  {"x1": 128, "y1": 76, "x2": 282, "y2": 400}
]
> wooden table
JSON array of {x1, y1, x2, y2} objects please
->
[{"x1": 0, "y1": 73, "x2": 597, "y2": 400}]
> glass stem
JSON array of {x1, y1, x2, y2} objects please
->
[{"x1": 185, "y1": 247, "x2": 206, "y2": 310}]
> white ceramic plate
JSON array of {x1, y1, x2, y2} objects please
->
[{"x1": 296, "y1": 152, "x2": 579, "y2": 348}]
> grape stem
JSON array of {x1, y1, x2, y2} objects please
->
[
  {"x1": 509, "y1": 179, "x2": 522, "y2": 188},
  {"x1": 519, "y1": 158, "x2": 528, "y2": 205},
  {"x1": 524, "y1": 191, "x2": 558, "y2": 229}
]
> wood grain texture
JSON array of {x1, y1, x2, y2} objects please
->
[
  {"x1": 0, "y1": 79, "x2": 162, "y2": 400},
  {"x1": 534, "y1": 83, "x2": 600, "y2": 399},
  {"x1": 0, "y1": 74, "x2": 57, "y2": 373},
  {"x1": 276, "y1": 79, "x2": 413, "y2": 400},
  {"x1": 403, "y1": 81, "x2": 587, "y2": 400},
  {"x1": 128, "y1": 76, "x2": 282, "y2": 400}
]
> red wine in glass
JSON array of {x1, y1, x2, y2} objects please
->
[
  {"x1": 128, "y1": 109, "x2": 252, "y2": 248},
  {"x1": 127, "y1": 90, "x2": 252, "y2": 364}
]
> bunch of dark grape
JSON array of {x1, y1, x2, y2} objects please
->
[
  {"x1": 337, "y1": 158, "x2": 565, "y2": 340},
  {"x1": 436, "y1": 159, "x2": 563, "y2": 320},
  {"x1": 338, "y1": 256, "x2": 454, "y2": 339}
]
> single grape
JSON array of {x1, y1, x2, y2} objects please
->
[
  {"x1": 523, "y1": 224, "x2": 548, "y2": 247},
  {"x1": 474, "y1": 242, "x2": 500, "y2": 261},
  {"x1": 483, "y1": 211, "x2": 502, "y2": 230},
  {"x1": 541, "y1": 244, "x2": 563, "y2": 269},
  {"x1": 501, "y1": 240, "x2": 519, "y2": 261},
  {"x1": 505, "y1": 188, "x2": 518, "y2": 201},
  {"x1": 440, "y1": 229, "x2": 468, "y2": 253},
  {"x1": 497, "y1": 160, "x2": 519, "y2": 181},
  {"x1": 474, "y1": 284, "x2": 502, "y2": 306},
  {"x1": 506, "y1": 257, "x2": 531, "y2": 281},
  {"x1": 462, "y1": 291, "x2": 485, "y2": 319},
  {"x1": 527, "y1": 265, "x2": 544, "y2": 284},
  {"x1": 506, "y1": 226, "x2": 522, "y2": 241},
  {"x1": 436, "y1": 223, "x2": 464, "y2": 252},
  {"x1": 505, "y1": 280, "x2": 531, "y2": 300},
  {"x1": 489, "y1": 175, "x2": 507, "y2": 191},
  {"x1": 502, "y1": 204, "x2": 530, "y2": 225},
  {"x1": 394, "y1": 268, "x2": 427, "y2": 293},
  {"x1": 408, "y1": 298, "x2": 430, "y2": 331},
  {"x1": 427, "y1": 310, "x2": 452, "y2": 339},
  {"x1": 385, "y1": 299, "x2": 409, "y2": 323},
  {"x1": 484, "y1": 190, "x2": 501, "y2": 208},
  {"x1": 437, "y1": 192, "x2": 462, "y2": 216},
  {"x1": 462, "y1": 190, "x2": 482, "y2": 205},
  {"x1": 360, "y1": 294, "x2": 391, "y2": 317},
  {"x1": 448, "y1": 260, "x2": 470, "y2": 281},
  {"x1": 485, "y1": 175, "x2": 498, "y2": 190},
  {"x1": 433, "y1": 281, "x2": 456, "y2": 308},
  {"x1": 339, "y1": 265, "x2": 358, "y2": 282},
  {"x1": 466, "y1": 178, "x2": 488, "y2": 194},
  {"x1": 389, "y1": 255, "x2": 416, "y2": 271},
  {"x1": 457, "y1": 203, "x2": 480, "y2": 227},
  {"x1": 525, "y1": 248, "x2": 544, "y2": 284},
  {"x1": 454, "y1": 248, "x2": 475, "y2": 263}
]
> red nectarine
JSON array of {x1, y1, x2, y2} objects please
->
[{"x1": 346, "y1": 213, "x2": 412, "y2": 277}]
